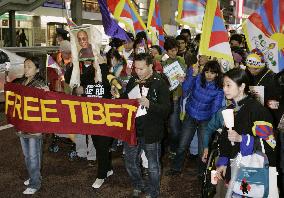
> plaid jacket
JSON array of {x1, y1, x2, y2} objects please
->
[
  {"x1": 13, "y1": 73, "x2": 47, "y2": 89},
  {"x1": 13, "y1": 73, "x2": 48, "y2": 137}
]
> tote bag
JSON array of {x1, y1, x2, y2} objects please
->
[
  {"x1": 226, "y1": 139, "x2": 269, "y2": 198},
  {"x1": 231, "y1": 152, "x2": 269, "y2": 198}
]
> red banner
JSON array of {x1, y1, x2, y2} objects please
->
[{"x1": 5, "y1": 83, "x2": 138, "y2": 145}]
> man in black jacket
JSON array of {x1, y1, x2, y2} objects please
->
[
  {"x1": 245, "y1": 50, "x2": 282, "y2": 127},
  {"x1": 123, "y1": 53, "x2": 170, "y2": 198}
]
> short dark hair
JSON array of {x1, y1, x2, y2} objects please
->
[
  {"x1": 106, "y1": 48, "x2": 126, "y2": 68},
  {"x1": 194, "y1": 34, "x2": 201, "y2": 42},
  {"x1": 164, "y1": 37, "x2": 178, "y2": 51},
  {"x1": 150, "y1": 45, "x2": 162, "y2": 55},
  {"x1": 175, "y1": 35, "x2": 187, "y2": 43},
  {"x1": 224, "y1": 68, "x2": 251, "y2": 95},
  {"x1": 24, "y1": 56, "x2": 41, "y2": 69},
  {"x1": 133, "y1": 37, "x2": 145, "y2": 50},
  {"x1": 136, "y1": 31, "x2": 147, "y2": 41},
  {"x1": 134, "y1": 53, "x2": 153, "y2": 66},
  {"x1": 56, "y1": 28, "x2": 69, "y2": 40},
  {"x1": 230, "y1": 34, "x2": 243, "y2": 45},
  {"x1": 109, "y1": 37, "x2": 124, "y2": 48},
  {"x1": 275, "y1": 69, "x2": 284, "y2": 86},
  {"x1": 231, "y1": 46, "x2": 246, "y2": 64},
  {"x1": 180, "y1": 29, "x2": 191, "y2": 37},
  {"x1": 126, "y1": 32, "x2": 135, "y2": 41}
]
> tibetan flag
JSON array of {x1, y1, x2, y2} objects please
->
[
  {"x1": 46, "y1": 54, "x2": 62, "y2": 76},
  {"x1": 98, "y1": 0, "x2": 131, "y2": 41},
  {"x1": 66, "y1": 18, "x2": 77, "y2": 27},
  {"x1": 175, "y1": 0, "x2": 205, "y2": 29},
  {"x1": 199, "y1": 0, "x2": 206, "y2": 6},
  {"x1": 64, "y1": 0, "x2": 76, "y2": 27},
  {"x1": 107, "y1": 0, "x2": 147, "y2": 35},
  {"x1": 242, "y1": 0, "x2": 284, "y2": 73},
  {"x1": 147, "y1": 0, "x2": 165, "y2": 48},
  {"x1": 199, "y1": 0, "x2": 233, "y2": 63},
  {"x1": 252, "y1": 121, "x2": 276, "y2": 149}
]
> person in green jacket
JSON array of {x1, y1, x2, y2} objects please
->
[{"x1": 158, "y1": 37, "x2": 187, "y2": 157}]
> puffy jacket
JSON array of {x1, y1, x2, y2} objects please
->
[{"x1": 182, "y1": 68, "x2": 224, "y2": 121}]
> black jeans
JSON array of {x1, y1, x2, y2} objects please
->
[{"x1": 91, "y1": 135, "x2": 113, "y2": 179}]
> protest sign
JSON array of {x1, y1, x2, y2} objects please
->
[
  {"x1": 163, "y1": 61, "x2": 185, "y2": 91},
  {"x1": 5, "y1": 83, "x2": 138, "y2": 145}
]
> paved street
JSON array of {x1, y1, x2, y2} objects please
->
[{"x1": 0, "y1": 105, "x2": 201, "y2": 198}]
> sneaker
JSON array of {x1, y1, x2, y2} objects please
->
[
  {"x1": 168, "y1": 151, "x2": 176, "y2": 159},
  {"x1": 88, "y1": 161, "x2": 96, "y2": 167},
  {"x1": 110, "y1": 147, "x2": 117, "y2": 152},
  {"x1": 23, "y1": 188, "x2": 37, "y2": 195},
  {"x1": 165, "y1": 169, "x2": 181, "y2": 176},
  {"x1": 188, "y1": 153, "x2": 198, "y2": 160},
  {"x1": 92, "y1": 178, "x2": 105, "y2": 189},
  {"x1": 142, "y1": 167, "x2": 149, "y2": 177},
  {"x1": 107, "y1": 170, "x2": 113, "y2": 177},
  {"x1": 24, "y1": 179, "x2": 30, "y2": 186},
  {"x1": 131, "y1": 189, "x2": 142, "y2": 198}
]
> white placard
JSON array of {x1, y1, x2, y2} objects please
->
[
  {"x1": 163, "y1": 61, "x2": 185, "y2": 91},
  {"x1": 127, "y1": 85, "x2": 148, "y2": 118},
  {"x1": 128, "y1": 85, "x2": 141, "y2": 99},
  {"x1": 222, "y1": 109, "x2": 234, "y2": 129},
  {"x1": 126, "y1": 60, "x2": 133, "y2": 68},
  {"x1": 249, "y1": 86, "x2": 264, "y2": 105},
  {"x1": 222, "y1": 109, "x2": 235, "y2": 146}
]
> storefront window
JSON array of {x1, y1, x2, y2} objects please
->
[{"x1": 82, "y1": 0, "x2": 100, "y2": 13}]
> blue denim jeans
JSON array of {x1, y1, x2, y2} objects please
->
[
  {"x1": 20, "y1": 136, "x2": 42, "y2": 190},
  {"x1": 169, "y1": 100, "x2": 182, "y2": 153},
  {"x1": 171, "y1": 115, "x2": 208, "y2": 172},
  {"x1": 124, "y1": 138, "x2": 161, "y2": 198}
]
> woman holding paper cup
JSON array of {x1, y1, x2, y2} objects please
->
[{"x1": 214, "y1": 68, "x2": 278, "y2": 197}]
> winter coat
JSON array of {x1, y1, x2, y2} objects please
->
[
  {"x1": 247, "y1": 67, "x2": 283, "y2": 126},
  {"x1": 217, "y1": 96, "x2": 277, "y2": 182},
  {"x1": 13, "y1": 73, "x2": 48, "y2": 137},
  {"x1": 124, "y1": 72, "x2": 171, "y2": 144},
  {"x1": 182, "y1": 68, "x2": 224, "y2": 121}
]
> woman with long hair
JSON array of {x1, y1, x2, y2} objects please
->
[{"x1": 13, "y1": 57, "x2": 48, "y2": 194}]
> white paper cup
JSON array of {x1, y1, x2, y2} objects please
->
[
  {"x1": 222, "y1": 109, "x2": 235, "y2": 146},
  {"x1": 221, "y1": 109, "x2": 234, "y2": 129},
  {"x1": 211, "y1": 170, "x2": 218, "y2": 185}
]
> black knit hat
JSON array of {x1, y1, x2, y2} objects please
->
[
  {"x1": 0, "y1": 51, "x2": 10, "y2": 64},
  {"x1": 56, "y1": 28, "x2": 69, "y2": 40}
]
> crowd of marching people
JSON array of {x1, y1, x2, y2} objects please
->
[{"x1": 11, "y1": 26, "x2": 284, "y2": 198}]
